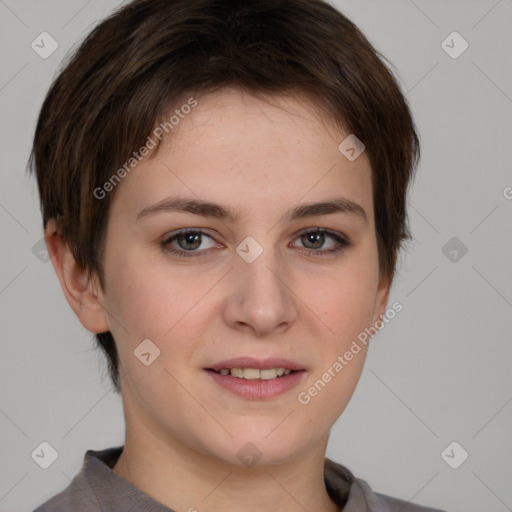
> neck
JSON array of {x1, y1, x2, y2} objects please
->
[{"x1": 113, "y1": 424, "x2": 340, "y2": 512}]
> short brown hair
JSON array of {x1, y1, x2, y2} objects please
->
[{"x1": 29, "y1": 0, "x2": 420, "y2": 393}]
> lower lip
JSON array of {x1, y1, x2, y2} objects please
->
[{"x1": 204, "y1": 370, "x2": 306, "y2": 399}]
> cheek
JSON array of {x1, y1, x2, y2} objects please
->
[
  {"x1": 103, "y1": 255, "x2": 223, "y2": 389},
  {"x1": 105, "y1": 255, "x2": 199, "y2": 335},
  {"x1": 104, "y1": 263, "x2": 205, "y2": 401},
  {"x1": 297, "y1": 280, "x2": 375, "y2": 428},
  {"x1": 309, "y1": 259, "x2": 380, "y2": 345},
  {"x1": 297, "y1": 254, "x2": 379, "y2": 423}
]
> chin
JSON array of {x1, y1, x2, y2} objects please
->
[{"x1": 204, "y1": 421, "x2": 315, "y2": 468}]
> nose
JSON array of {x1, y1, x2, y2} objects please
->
[{"x1": 222, "y1": 246, "x2": 298, "y2": 337}]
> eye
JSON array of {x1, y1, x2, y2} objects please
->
[
  {"x1": 160, "y1": 227, "x2": 350, "y2": 258},
  {"x1": 291, "y1": 228, "x2": 350, "y2": 255},
  {"x1": 161, "y1": 229, "x2": 220, "y2": 257}
]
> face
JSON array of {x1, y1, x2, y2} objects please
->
[{"x1": 96, "y1": 88, "x2": 389, "y2": 466}]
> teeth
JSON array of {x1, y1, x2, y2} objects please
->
[
  {"x1": 215, "y1": 368, "x2": 294, "y2": 379},
  {"x1": 243, "y1": 368, "x2": 260, "y2": 380},
  {"x1": 260, "y1": 368, "x2": 277, "y2": 380}
]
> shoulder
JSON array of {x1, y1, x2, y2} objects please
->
[
  {"x1": 32, "y1": 471, "x2": 101, "y2": 512},
  {"x1": 352, "y1": 476, "x2": 447, "y2": 512},
  {"x1": 32, "y1": 447, "x2": 121, "y2": 512},
  {"x1": 324, "y1": 457, "x2": 447, "y2": 512},
  {"x1": 32, "y1": 484, "x2": 99, "y2": 512}
]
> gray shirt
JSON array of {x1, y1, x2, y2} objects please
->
[{"x1": 33, "y1": 446, "x2": 445, "y2": 511}]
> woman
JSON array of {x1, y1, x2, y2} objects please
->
[{"x1": 30, "y1": 1, "x2": 444, "y2": 510}]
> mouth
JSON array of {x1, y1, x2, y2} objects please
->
[
  {"x1": 206, "y1": 367, "x2": 297, "y2": 380},
  {"x1": 203, "y1": 357, "x2": 306, "y2": 399}
]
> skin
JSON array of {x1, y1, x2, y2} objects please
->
[{"x1": 46, "y1": 87, "x2": 390, "y2": 512}]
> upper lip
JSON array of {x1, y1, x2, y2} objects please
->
[{"x1": 205, "y1": 357, "x2": 305, "y2": 372}]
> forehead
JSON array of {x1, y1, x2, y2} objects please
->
[
  {"x1": 109, "y1": 88, "x2": 374, "y2": 224},
  {"x1": 167, "y1": 87, "x2": 346, "y2": 154}
]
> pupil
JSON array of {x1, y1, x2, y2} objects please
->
[
  {"x1": 179, "y1": 233, "x2": 201, "y2": 250},
  {"x1": 303, "y1": 232, "x2": 323, "y2": 249}
]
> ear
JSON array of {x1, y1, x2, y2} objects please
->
[
  {"x1": 371, "y1": 272, "x2": 392, "y2": 328},
  {"x1": 44, "y1": 219, "x2": 110, "y2": 334}
]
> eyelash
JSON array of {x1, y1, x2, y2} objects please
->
[{"x1": 160, "y1": 228, "x2": 351, "y2": 258}]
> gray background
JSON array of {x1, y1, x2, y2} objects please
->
[{"x1": 0, "y1": 1, "x2": 511, "y2": 511}]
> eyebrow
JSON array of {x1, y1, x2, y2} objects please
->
[{"x1": 136, "y1": 195, "x2": 367, "y2": 224}]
